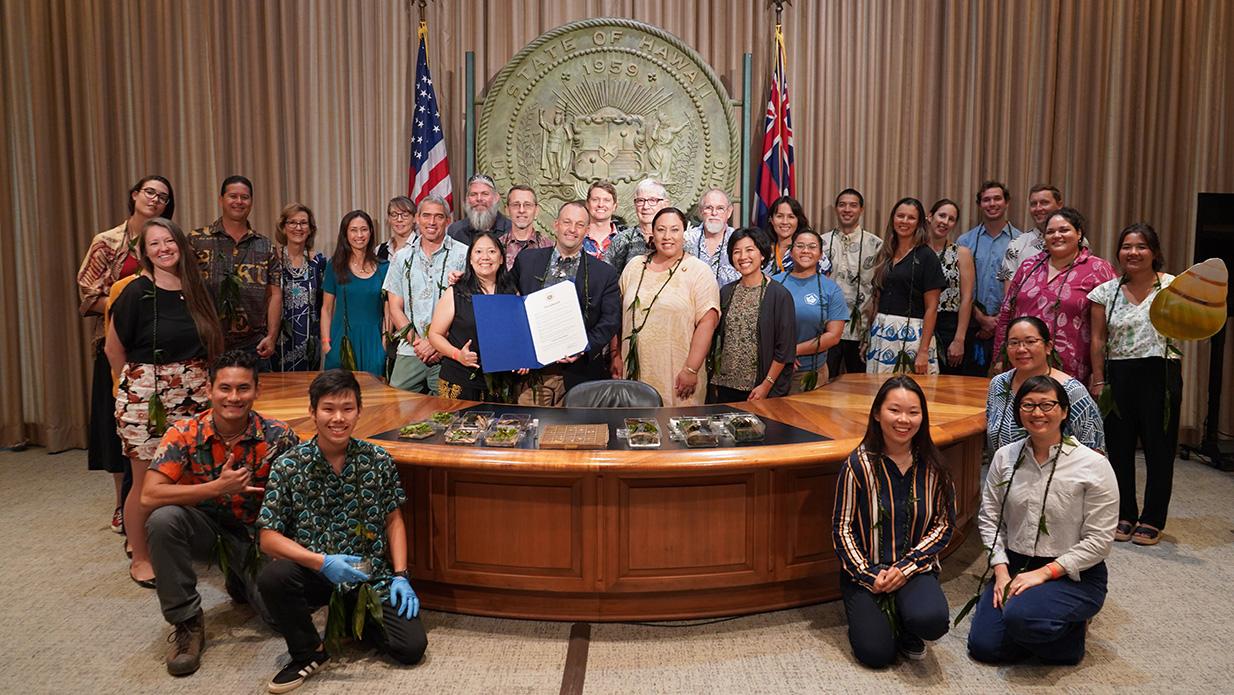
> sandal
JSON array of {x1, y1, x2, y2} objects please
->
[
  {"x1": 1114, "y1": 520, "x2": 1134, "y2": 542},
  {"x1": 1131, "y1": 524, "x2": 1162, "y2": 546},
  {"x1": 129, "y1": 572, "x2": 157, "y2": 589},
  {"x1": 124, "y1": 538, "x2": 133, "y2": 559}
]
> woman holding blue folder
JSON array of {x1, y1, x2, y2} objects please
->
[{"x1": 428, "y1": 231, "x2": 519, "y2": 400}]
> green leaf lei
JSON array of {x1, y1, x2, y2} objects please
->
[{"x1": 624, "y1": 254, "x2": 684, "y2": 381}]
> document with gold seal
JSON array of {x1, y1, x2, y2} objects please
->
[{"x1": 477, "y1": 18, "x2": 740, "y2": 232}]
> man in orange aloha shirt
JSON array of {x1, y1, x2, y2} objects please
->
[{"x1": 142, "y1": 350, "x2": 301, "y2": 678}]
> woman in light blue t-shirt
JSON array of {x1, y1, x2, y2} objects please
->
[{"x1": 773, "y1": 228, "x2": 850, "y2": 391}]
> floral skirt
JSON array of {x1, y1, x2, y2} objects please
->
[
  {"x1": 114, "y1": 359, "x2": 209, "y2": 462},
  {"x1": 865, "y1": 313, "x2": 939, "y2": 375}
]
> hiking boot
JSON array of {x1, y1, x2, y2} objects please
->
[
  {"x1": 268, "y1": 651, "x2": 329, "y2": 693},
  {"x1": 166, "y1": 610, "x2": 205, "y2": 676},
  {"x1": 898, "y1": 632, "x2": 927, "y2": 661}
]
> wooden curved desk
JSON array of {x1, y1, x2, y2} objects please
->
[{"x1": 256, "y1": 373, "x2": 988, "y2": 621}]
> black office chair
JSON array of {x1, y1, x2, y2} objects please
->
[{"x1": 563, "y1": 380, "x2": 663, "y2": 408}]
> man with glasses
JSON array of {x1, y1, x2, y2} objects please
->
[
  {"x1": 512, "y1": 200, "x2": 621, "y2": 405},
  {"x1": 684, "y1": 188, "x2": 740, "y2": 286},
  {"x1": 385, "y1": 196, "x2": 467, "y2": 395},
  {"x1": 498, "y1": 185, "x2": 552, "y2": 269},
  {"x1": 447, "y1": 173, "x2": 511, "y2": 245},
  {"x1": 956, "y1": 180, "x2": 1021, "y2": 375},
  {"x1": 189, "y1": 175, "x2": 283, "y2": 363},
  {"x1": 605, "y1": 178, "x2": 670, "y2": 274},
  {"x1": 820, "y1": 188, "x2": 882, "y2": 378}
]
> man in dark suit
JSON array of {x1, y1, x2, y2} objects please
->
[{"x1": 511, "y1": 200, "x2": 621, "y2": 405}]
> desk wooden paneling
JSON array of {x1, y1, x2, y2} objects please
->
[{"x1": 256, "y1": 373, "x2": 987, "y2": 620}]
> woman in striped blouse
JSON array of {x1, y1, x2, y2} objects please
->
[{"x1": 832, "y1": 375, "x2": 956, "y2": 667}]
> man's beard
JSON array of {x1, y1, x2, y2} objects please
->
[
  {"x1": 703, "y1": 219, "x2": 726, "y2": 235},
  {"x1": 466, "y1": 203, "x2": 499, "y2": 231}
]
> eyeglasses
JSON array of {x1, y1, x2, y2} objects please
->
[
  {"x1": 285, "y1": 220, "x2": 310, "y2": 229},
  {"x1": 388, "y1": 210, "x2": 413, "y2": 220},
  {"x1": 1019, "y1": 400, "x2": 1060, "y2": 413},
  {"x1": 141, "y1": 187, "x2": 170, "y2": 204},
  {"x1": 508, "y1": 202, "x2": 536, "y2": 210},
  {"x1": 792, "y1": 243, "x2": 820, "y2": 251},
  {"x1": 634, "y1": 197, "x2": 665, "y2": 207},
  {"x1": 1006, "y1": 338, "x2": 1045, "y2": 349},
  {"x1": 701, "y1": 205, "x2": 729, "y2": 213}
]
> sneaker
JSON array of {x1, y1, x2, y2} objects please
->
[
  {"x1": 110, "y1": 506, "x2": 124, "y2": 534},
  {"x1": 268, "y1": 651, "x2": 329, "y2": 693},
  {"x1": 166, "y1": 610, "x2": 205, "y2": 676},
  {"x1": 898, "y1": 633, "x2": 927, "y2": 661}
]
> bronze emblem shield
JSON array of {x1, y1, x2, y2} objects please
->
[{"x1": 477, "y1": 19, "x2": 739, "y2": 233}]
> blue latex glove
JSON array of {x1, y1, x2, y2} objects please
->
[
  {"x1": 389, "y1": 576, "x2": 420, "y2": 618},
  {"x1": 319, "y1": 554, "x2": 370, "y2": 584}
]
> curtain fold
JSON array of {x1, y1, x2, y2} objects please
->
[{"x1": 2, "y1": 0, "x2": 1231, "y2": 450}]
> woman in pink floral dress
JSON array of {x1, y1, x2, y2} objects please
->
[{"x1": 993, "y1": 208, "x2": 1115, "y2": 385}]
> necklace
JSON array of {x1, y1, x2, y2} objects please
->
[
  {"x1": 624, "y1": 254, "x2": 685, "y2": 380},
  {"x1": 827, "y1": 229, "x2": 868, "y2": 335}
]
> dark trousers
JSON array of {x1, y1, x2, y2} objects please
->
[
  {"x1": 935, "y1": 311, "x2": 965, "y2": 375},
  {"x1": 708, "y1": 384, "x2": 749, "y2": 404},
  {"x1": 1105, "y1": 357, "x2": 1182, "y2": 529},
  {"x1": 146, "y1": 505, "x2": 272, "y2": 625},
  {"x1": 827, "y1": 339, "x2": 866, "y2": 379},
  {"x1": 967, "y1": 552, "x2": 1107, "y2": 665},
  {"x1": 258, "y1": 559, "x2": 427, "y2": 665},
  {"x1": 840, "y1": 572, "x2": 949, "y2": 668},
  {"x1": 962, "y1": 335, "x2": 994, "y2": 376}
]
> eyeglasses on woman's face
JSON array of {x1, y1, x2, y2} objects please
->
[
  {"x1": 1006, "y1": 337, "x2": 1044, "y2": 350},
  {"x1": 1019, "y1": 400, "x2": 1060, "y2": 413},
  {"x1": 141, "y1": 187, "x2": 170, "y2": 204}
]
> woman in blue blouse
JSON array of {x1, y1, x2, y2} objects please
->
[
  {"x1": 772, "y1": 228, "x2": 850, "y2": 390},
  {"x1": 321, "y1": 210, "x2": 389, "y2": 376},
  {"x1": 833, "y1": 375, "x2": 955, "y2": 667},
  {"x1": 986, "y1": 316, "x2": 1105, "y2": 453},
  {"x1": 274, "y1": 203, "x2": 327, "y2": 371}
]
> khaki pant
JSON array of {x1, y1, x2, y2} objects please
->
[
  {"x1": 789, "y1": 364, "x2": 829, "y2": 394},
  {"x1": 517, "y1": 374, "x2": 565, "y2": 406}
]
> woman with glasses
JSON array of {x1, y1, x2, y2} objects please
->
[
  {"x1": 761, "y1": 195, "x2": 831, "y2": 276},
  {"x1": 606, "y1": 178, "x2": 670, "y2": 274},
  {"x1": 709, "y1": 228, "x2": 796, "y2": 402},
  {"x1": 833, "y1": 376, "x2": 955, "y2": 667},
  {"x1": 993, "y1": 208, "x2": 1116, "y2": 383},
  {"x1": 377, "y1": 196, "x2": 417, "y2": 261},
  {"x1": 77, "y1": 176, "x2": 174, "y2": 537},
  {"x1": 772, "y1": 228, "x2": 849, "y2": 391},
  {"x1": 986, "y1": 316, "x2": 1104, "y2": 453},
  {"x1": 614, "y1": 207, "x2": 720, "y2": 406},
  {"x1": 1089, "y1": 223, "x2": 1180, "y2": 546},
  {"x1": 866, "y1": 198, "x2": 947, "y2": 375},
  {"x1": 968, "y1": 375, "x2": 1117, "y2": 665},
  {"x1": 273, "y1": 203, "x2": 326, "y2": 371},
  {"x1": 926, "y1": 199, "x2": 976, "y2": 375},
  {"x1": 321, "y1": 211, "x2": 389, "y2": 376}
]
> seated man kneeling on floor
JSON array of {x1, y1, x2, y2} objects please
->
[
  {"x1": 143, "y1": 350, "x2": 302, "y2": 677},
  {"x1": 257, "y1": 369, "x2": 426, "y2": 693}
]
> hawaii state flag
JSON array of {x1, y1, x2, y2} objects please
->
[
  {"x1": 754, "y1": 22, "x2": 795, "y2": 227},
  {"x1": 409, "y1": 20, "x2": 452, "y2": 208}
]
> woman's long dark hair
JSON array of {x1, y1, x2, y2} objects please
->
[
  {"x1": 140, "y1": 218, "x2": 224, "y2": 359},
  {"x1": 873, "y1": 197, "x2": 929, "y2": 291},
  {"x1": 860, "y1": 375, "x2": 954, "y2": 512},
  {"x1": 457, "y1": 230, "x2": 517, "y2": 298},
  {"x1": 128, "y1": 175, "x2": 176, "y2": 220},
  {"x1": 330, "y1": 210, "x2": 379, "y2": 284},
  {"x1": 762, "y1": 195, "x2": 811, "y2": 241}
]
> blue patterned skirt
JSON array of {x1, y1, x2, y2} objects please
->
[{"x1": 864, "y1": 313, "x2": 939, "y2": 375}]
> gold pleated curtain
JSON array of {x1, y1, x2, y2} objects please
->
[{"x1": 2, "y1": 0, "x2": 1231, "y2": 451}]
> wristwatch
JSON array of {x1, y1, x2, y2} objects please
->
[{"x1": 392, "y1": 570, "x2": 410, "y2": 579}]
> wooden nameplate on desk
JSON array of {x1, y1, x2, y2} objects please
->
[{"x1": 539, "y1": 424, "x2": 610, "y2": 449}]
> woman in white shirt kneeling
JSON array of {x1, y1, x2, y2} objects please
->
[{"x1": 967, "y1": 375, "x2": 1118, "y2": 665}]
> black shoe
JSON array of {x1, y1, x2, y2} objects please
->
[
  {"x1": 166, "y1": 610, "x2": 205, "y2": 676},
  {"x1": 897, "y1": 633, "x2": 926, "y2": 661},
  {"x1": 225, "y1": 572, "x2": 249, "y2": 605},
  {"x1": 268, "y1": 651, "x2": 329, "y2": 693}
]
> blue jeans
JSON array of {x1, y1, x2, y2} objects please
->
[{"x1": 967, "y1": 552, "x2": 1107, "y2": 665}]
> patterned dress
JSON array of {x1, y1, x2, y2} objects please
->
[
  {"x1": 275, "y1": 252, "x2": 327, "y2": 371},
  {"x1": 985, "y1": 370, "x2": 1105, "y2": 453},
  {"x1": 993, "y1": 249, "x2": 1117, "y2": 385}
]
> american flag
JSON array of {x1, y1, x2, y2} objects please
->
[
  {"x1": 409, "y1": 20, "x2": 452, "y2": 208},
  {"x1": 754, "y1": 23, "x2": 794, "y2": 227}
]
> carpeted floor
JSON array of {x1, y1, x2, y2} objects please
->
[{"x1": 3, "y1": 447, "x2": 1232, "y2": 694}]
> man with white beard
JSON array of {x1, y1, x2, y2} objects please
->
[
  {"x1": 683, "y1": 188, "x2": 740, "y2": 286},
  {"x1": 446, "y1": 173, "x2": 512, "y2": 245}
]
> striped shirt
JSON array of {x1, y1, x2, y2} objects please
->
[{"x1": 832, "y1": 445, "x2": 956, "y2": 590}]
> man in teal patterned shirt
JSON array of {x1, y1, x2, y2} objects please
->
[{"x1": 257, "y1": 370, "x2": 425, "y2": 693}]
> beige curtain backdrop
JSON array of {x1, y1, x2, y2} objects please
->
[{"x1": 2, "y1": 0, "x2": 1231, "y2": 451}]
